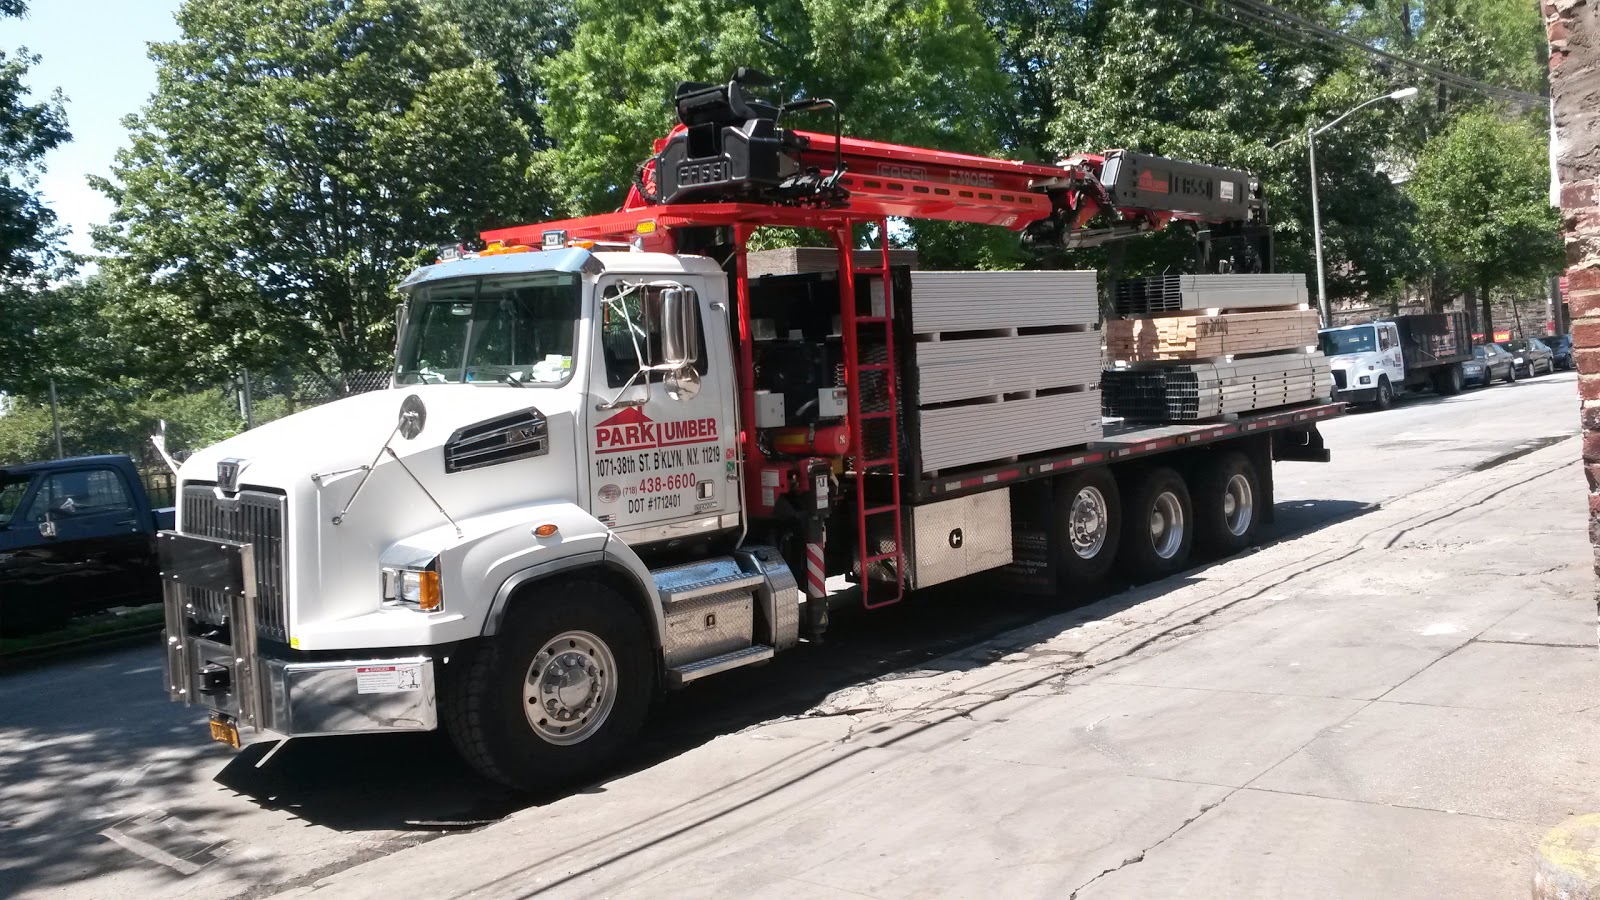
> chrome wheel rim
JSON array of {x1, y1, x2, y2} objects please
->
[
  {"x1": 1069, "y1": 486, "x2": 1110, "y2": 560},
  {"x1": 1222, "y1": 473, "x2": 1253, "y2": 537},
  {"x1": 1148, "y1": 491, "x2": 1185, "y2": 560},
  {"x1": 523, "y1": 630, "x2": 617, "y2": 746}
]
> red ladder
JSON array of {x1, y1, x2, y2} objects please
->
[{"x1": 835, "y1": 220, "x2": 905, "y2": 609}]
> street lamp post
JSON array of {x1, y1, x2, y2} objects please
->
[{"x1": 1307, "y1": 86, "x2": 1419, "y2": 326}]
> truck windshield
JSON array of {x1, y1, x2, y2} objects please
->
[
  {"x1": 396, "y1": 273, "x2": 581, "y2": 386},
  {"x1": 1318, "y1": 326, "x2": 1376, "y2": 356}
]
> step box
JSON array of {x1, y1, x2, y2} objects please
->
[{"x1": 661, "y1": 589, "x2": 755, "y2": 668}]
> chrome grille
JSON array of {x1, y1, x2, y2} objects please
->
[{"x1": 180, "y1": 484, "x2": 289, "y2": 642}]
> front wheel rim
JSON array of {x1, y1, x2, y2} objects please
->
[
  {"x1": 1148, "y1": 491, "x2": 1185, "y2": 559},
  {"x1": 523, "y1": 630, "x2": 618, "y2": 746},
  {"x1": 1069, "y1": 486, "x2": 1110, "y2": 560},
  {"x1": 1222, "y1": 473, "x2": 1254, "y2": 536}
]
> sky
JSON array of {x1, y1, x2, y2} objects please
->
[{"x1": 9, "y1": 0, "x2": 184, "y2": 257}]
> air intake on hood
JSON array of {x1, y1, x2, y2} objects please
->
[{"x1": 444, "y1": 407, "x2": 549, "y2": 473}]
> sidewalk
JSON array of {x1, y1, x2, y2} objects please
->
[{"x1": 276, "y1": 437, "x2": 1596, "y2": 899}]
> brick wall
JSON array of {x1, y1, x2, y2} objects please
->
[{"x1": 1546, "y1": 0, "x2": 1600, "y2": 573}]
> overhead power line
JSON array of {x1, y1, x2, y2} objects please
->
[{"x1": 1179, "y1": 0, "x2": 1546, "y2": 108}]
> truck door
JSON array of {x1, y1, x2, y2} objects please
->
[
  {"x1": 4, "y1": 465, "x2": 150, "y2": 628},
  {"x1": 1378, "y1": 324, "x2": 1404, "y2": 381},
  {"x1": 586, "y1": 275, "x2": 738, "y2": 542}
]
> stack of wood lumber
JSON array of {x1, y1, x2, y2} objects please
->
[
  {"x1": 1105, "y1": 309, "x2": 1320, "y2": 363},
  {"x1": 1102, "y1": 273, "x2": 1329, "y2": 422}
]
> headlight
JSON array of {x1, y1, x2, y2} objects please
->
[
  {"x1": 1359, "y1": 375, "x2": 1371, "y2": 385},
  {"x1": 383, "y1": 565, "x2": 442, "y2": 612}
]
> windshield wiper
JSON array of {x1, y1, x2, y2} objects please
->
[{"x1": 501, "y1": 373, "x2": 524, "y2": 388}]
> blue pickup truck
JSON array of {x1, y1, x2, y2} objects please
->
[{"x1": 0, "y1": 455, "x2": 175, "y2": 636}]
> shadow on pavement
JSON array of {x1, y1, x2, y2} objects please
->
[
  {"x1": 203, "y1": 498, "x2": 1381, "y2": 836},
  {"x1": 0, "y1": 492, "x2": 1379, "y2": 898}
]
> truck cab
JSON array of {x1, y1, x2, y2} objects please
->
[
  {"x1": 163, "y1": 246, "x2": 793, "y2": 785},
  {"x1": 0, "y1": 454, "x2": 174, "y2": 635},
  {"x1": 1320, "y1": 321, "x2": 1404, "y2": 406}
]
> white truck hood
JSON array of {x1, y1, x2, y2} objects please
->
[{"x1": 178, "y1": 385, "x2": 588, "y2": 642}]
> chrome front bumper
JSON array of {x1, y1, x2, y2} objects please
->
[{"x1": 159, "y1": 531, "x2": 436, "y2": 737}]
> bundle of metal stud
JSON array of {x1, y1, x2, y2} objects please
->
[{"x1": 1102, "y1": 353, "x2": 1331, "y2": 421}]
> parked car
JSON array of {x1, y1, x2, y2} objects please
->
[
  {"x1": 1463, "y1": 344, "x2": 1517, "y2": 387},
  {"x1": 1547, "y1": 334, "x2": 1574, "y2": 370},
  {"x1": 0, "y1": 455, "x2": 175, "y2": 636},
  {"x1": 1504, "y1": 338, "x2": 1555, "y2": 378}
]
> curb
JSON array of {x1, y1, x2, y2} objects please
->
[{"x1": 0, "y1": 623, "x2": 163, "y2": 673}]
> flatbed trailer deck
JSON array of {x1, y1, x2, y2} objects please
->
[{"x1": 917, "y1": 401, "x2": 1343, "y2": 502}]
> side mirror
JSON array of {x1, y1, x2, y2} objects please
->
[
  {"x1": 659, "y1": 287, "x2": 700, "y2": 370},
  {"x1": 38, "y1": 515, "x2": 57, "y2": 539}
]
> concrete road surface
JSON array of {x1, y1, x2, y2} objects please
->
[{"x1": 0, "y1": 370, "x2": 1585, "y2": 899}]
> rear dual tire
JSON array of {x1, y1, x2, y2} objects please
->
[
  {"x1": 1117, "y1": 467, "x2": 1194, "y2": 581},
  {"x1": 1192, "y1": 452, "x2": 1262, "y2": 556},
  {"x1": 1433, "y1": 365, "x2": 1464, "y2": 396},
  {"x1": 1053, "y1": 469, "x2": 1122, "y2": 583}
]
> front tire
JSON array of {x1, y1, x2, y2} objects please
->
[
  {"x1": 443, "y1": 581, "x2": 653, "y2": 792},
  {"x1": 1193, "y1": 452, "x2": 1262, "y2": 556},
  {"x1": 1053, "y1": 468, "x2": 1122, "y2": 585},
  {"x1": 1117, "y1": 467, "x2": 1194, "y2": 581},
  {"x1": 1505, "y1": 364, "x2": 1517, "y2": 384},
  {"x1": 1373, "y1": 376, "x2": 1394, "y2": 410}
]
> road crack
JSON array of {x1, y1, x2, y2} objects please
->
[{"x1": 1067, "y1": 800, "x2": 1221, "y2": 898}]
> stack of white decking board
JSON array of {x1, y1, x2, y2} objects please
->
[
  {"x1": 1101, "y1": 273, "x2": 1329, "y2": 422},
  {"x1": 906, "y1": 271, "x2": 1102, "y2": 472}
]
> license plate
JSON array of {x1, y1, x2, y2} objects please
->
[{"x1": 208, "y1": 714, "x2": 240, "y2": 749}]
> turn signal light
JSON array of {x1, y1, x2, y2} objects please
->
[
  {"x1": 533, "y1": 523, "x2": 559, "y2": 538},
  {"x1": 417, "y1": 571, "x2": 442, "y2": 611}
]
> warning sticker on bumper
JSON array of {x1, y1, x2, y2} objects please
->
[{"x1": 356, "y1": 664, "x2": 422, "y2": 694}]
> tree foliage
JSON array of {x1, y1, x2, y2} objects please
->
[
  {"x1": 1407, "y1": 110, "x2": 1562, "y2": 331},
  {"x1": 39, "y1": 0, "x2": 1564, "y2": 408},
  {"x1": 537, "y1": 0, "x2": 1013, "y2": 265},
  {"x1": 0, "y1": 0, "x2": 71, "y2": 394},
  {"x1": 91, "y1": 0, "x2": 536, "y2": 384},
  {"x1": 427, "y1": 0, "x2": 574, "y2": 219}
]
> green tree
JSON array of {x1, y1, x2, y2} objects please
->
[
  {"x1": 428, "y1": 0, "x2": 574, "y2": 219},
  {"x1": 1407, "y1": 110, "x2": 1561, "y2": 335},
  {"x1": 1000, "y1": 0, "x2": 1420, "y2": 296},
  {"x1": 0, "y1": 0, "x2": 71, "y2": 394},
  {"x1": 92, "y1": 0, "x2": 535, "y2": 386},
  {"x1": 537, "y1": 0, "x2": 1012, "y2": 264}
]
